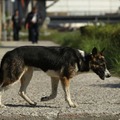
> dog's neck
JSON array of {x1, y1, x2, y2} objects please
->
[{"x1": 79, "y1": 53, "x2": 91, "y2": 72}]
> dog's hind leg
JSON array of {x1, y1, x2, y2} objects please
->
[
  {"x1": 41, "y1": 77, "x2": 59, "y2": 101},
  {"x1": 61, "y1": 77, "x2": 76, "y2": 108},
  {"x1": 19, "y1": 67, "x2": 36, "y2": 106},
  {"x1": 0, "y1": 66, "x2": 27, "y2": 108},
  {"x1": 0, "y1": 89, "x2": 6, "y2": 108}
]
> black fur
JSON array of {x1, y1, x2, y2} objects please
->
[
  {"x1": 14, "y1": 46, "x2": 82, "y2": 71},
  {"x1": 0, "y1": 46, "x2": 86, "y2": 84}
]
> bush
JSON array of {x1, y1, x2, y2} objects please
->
[{"x1": 111, "y1": 27, "x2": 120, "y2": 47}]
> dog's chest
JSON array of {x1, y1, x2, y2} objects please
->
[
  {"x1": 46, "y1": 64, "x2": 79, "y2": 78},
  {"x1": 46, "y1": 70, "x2": 60, "y2": 78}
]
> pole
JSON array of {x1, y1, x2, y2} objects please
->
[{"x1": 0, "y1": 0, "x2": 2, "y2": 41}]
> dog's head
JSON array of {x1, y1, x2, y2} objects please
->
[{"x1": 90, "y1": 47, "x2": 111, "y2": 80}]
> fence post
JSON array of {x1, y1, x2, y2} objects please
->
[{"x1": 0, "y1": 0, "x2": 2, "y2": 41}]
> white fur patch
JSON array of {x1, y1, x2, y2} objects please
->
[
  {"x1": 105, "y1": 68, "x2": 111, "y2": 77},
  {"x1": 78, "y1": 50, "x2": 85, "y2": 57},
  {"x1": 75, "y1": 63, "x2": 79, "y2": 72}
]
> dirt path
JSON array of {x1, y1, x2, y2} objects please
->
[{"x1": 0, "y1": 41, "x2": 120, "y2": 120}]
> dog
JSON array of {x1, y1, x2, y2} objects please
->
[{"x1": 0, "y1": 46, "x2": 111, "y2": 108}]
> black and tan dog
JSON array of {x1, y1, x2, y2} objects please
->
[{"x1": 0, "y1": 46, "x2": 111, "y2": 108}]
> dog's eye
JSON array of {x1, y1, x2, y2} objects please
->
[{"x1": 97, "y1": 58, "x2": 106, "y2": 64}]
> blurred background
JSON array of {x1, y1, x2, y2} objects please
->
[
  {"x1": 0, "y1": 0, "x2": 120, "y2": 40},
  {"x1": 0, "y1": 0, "x2": 120, "y2": 75}
]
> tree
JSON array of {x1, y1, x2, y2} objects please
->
[{"x1": 0, "y1": 0, "x2": 2, "y2": 40}]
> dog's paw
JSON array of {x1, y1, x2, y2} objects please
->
[
  {"x1": 29, "y1": 102, "x2": 37, "y2": 106},
  {"x1": 69, "y1": 103, "x2": 77, "y2": 108},
  {"x1": 0, "y1": 104, "x2": 6, "y2": 108},
  {"x1": 41, "y1": 96, "x2": 49, "y2": 101}
]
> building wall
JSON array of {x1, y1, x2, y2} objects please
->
[{"x1": 47, "y1": 0, "x2": 120, "y2": 16}]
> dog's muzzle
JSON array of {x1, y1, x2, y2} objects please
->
[
  {"x1": 105, "y1": 69, "x2": 111, "y2": 78},
  {"x1": 100, "y1": 69, "x2": 111, "y2": 80}
]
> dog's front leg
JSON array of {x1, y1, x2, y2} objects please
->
[
  {"x1": 41, "y1": 77, "x2": 59, "y2": 101},
  {"x1": 61, "y1": 77, "x2": 76, "y2": 108}
]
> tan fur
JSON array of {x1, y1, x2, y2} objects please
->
[
  {"x1": 2, "y1": 67, "x2": 28, "y2": 88},
  {"x1": 60, "y1": 77, "x2": 76, "y2": 107},
  {"x1": 19, "y1": 67, "x2": 36, "y2": 106}
]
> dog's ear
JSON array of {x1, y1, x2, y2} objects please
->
[
  {"x1": 92, "y1": 47, "x2": 98, "y2": 56},
  {"x1": 100, "y1": 48, "x2": 105, "y2": 55}
]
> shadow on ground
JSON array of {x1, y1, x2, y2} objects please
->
[
  {"x1": 91, "y1": 83, "x2": 120, "y2": 88},
  {"x1": 5, "y1": 104, "x2": 59, "y2": 108}
]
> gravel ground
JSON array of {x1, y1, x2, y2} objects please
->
[{"x1": 0, "y1": 41, "x2": 120, "y2": 120}]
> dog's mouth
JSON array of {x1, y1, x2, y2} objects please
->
[
  {"x1": 98, "y1": 71, "x2": 111, "y2": 80},
  {"x1": 93, "y1": 70, "x2": 105, "y2": 80},
  {"x1": 99, "y1": 75, "x2": 105, "y2": 80}
]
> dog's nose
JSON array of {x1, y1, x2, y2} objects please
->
[
  {"x1": 105, "y1": 71, "x2": 111, "y2": 78},
  {"x1": 105, "y1": 69, "x2": 111, "y2": 78},
  {"x1": 106, "y1": 73, "x2": 111, "y2": 78}
]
